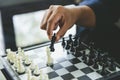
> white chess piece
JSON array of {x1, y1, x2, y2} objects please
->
[
  {"x1": 27, "y1": 69, "x2": 31, "y2": 80},
  {"x1": 38, "y1": 70, "x2": 43, "y2": 80},
  {"x1": 46, "y1": 47, "x2": 53, "y2": 66},
  {"x1": 44, "y1": 74, "x2": 49, "y2": 80},
  {"x1": 30, "y1": 61, "x2": 35, "y2": 71},
  {"x1": 9, "y1": 51, "x2": 16, "y2": 64},
  {"x1": 30, "y1": 76, "x2": 38, "y2": 80},
  {"x1": 6, "y1": 48, "x2": 11, "y2": 61},
  {"x1": 24, "y1": 55, "x2": 32, "y2": 66},
  {"x1": 17, "y1": 57, "x2": 25, "y2": 74},
  {"x1": 33, "y1": 65, "x2": 40, "y2": 76},
  {"x1": 13, "y1": 55, "x2": 19, "y2": 68}
]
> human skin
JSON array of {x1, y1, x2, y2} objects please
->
[{"x1": 40, "y1": 5, "x2": 96, "y2": 41}]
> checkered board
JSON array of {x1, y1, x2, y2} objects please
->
[{"x1": 2, "y1": 42, "x2": 120, "y2": 80}]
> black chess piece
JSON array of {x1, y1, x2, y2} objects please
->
[
  {"x1": 89, "y1": 47, "x2": 96, "y2": 58},
  {"x1": 62, "y1": 38, "x2": 66, "y2": 48},
  {"x1": 82, "y1": 51, "x2": 87, "y2": 63},
  {"x1": 87, "y1": 55, "x2": 94, "y2": 66},
  {"x1": 49, "y1": 33, "x2": 56, "y2": 52},
  {"x1": 73, "y1": 35, "x2": 79, "y2": 47},
  {"x1": 100, "y1": 63, "x2": 107, "y2": 75},
  {"x1": 65, "y1": 34, "x2": 73, "y2": 50},
  {"x1": 93, "y1": 58, "x2": 99, "y2": 69},
  {"x1": 65, "y1": 40, "x2": 71, "y2": 50},
  {"x1": 70, "y1": 42, "x2": 75, "y2": 55},
  {"x1": 109, "y1": 58, "x2": 116, "y2": 71}
]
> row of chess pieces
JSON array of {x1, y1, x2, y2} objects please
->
[
  {"x1": 61, "y1": 34, "x2": 118, "y2": 75},
  {"x1": 6, "y1": 47, "x2": 53, "y2": 80}
]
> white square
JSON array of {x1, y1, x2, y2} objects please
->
[
  {"x1": 74, "y1": 63, "x2": 88, "y2": 69},
  {"x1": 71, "y1": 70, "x2": 85, "y2": 78},
  {"x1": 60, "y1": 61, "x2": 73, "y2": 67},
  {"x1": 66, "y1": 54, "x2": 75, "y2": 60},
  {"x1": 87, "y1": 72, "x2": 102, "y2": 80},
  {"x1": 55, "y1": 68, "x2": 69, "y2": 76},
  {"x1": 41, "y1": 67, "x2": 54, "y2": 73},
  {"x1": 50, "y1": 76, "x2": 63, "y2": 80}
]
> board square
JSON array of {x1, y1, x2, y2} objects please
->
[
  {"x1": 69, "y1": 58, "x2": 81, "y2": 64},
  {"x1": 74, "y1": 62, "x2": 88, "y2": 69},
  {"x1": 61, "y1": 73, "x2": 74, "y2": 80},
  {"x1": 65, "y1": 65, "x2": 78, "y2": 72},
  {"x1": 71, "y1": 70, "x2": 85, "y2": 78},
  {"x1": 87, "y1": 72, "x2": 102, "y2": 80},
  {"x1": 60, "y1": 61, "x2": 73, "y2": 67},
  {"x1": 77, "y1": 75, "x2": 92, "y2": 80},
  {"x1": 48, "y1": 71, "x2": 59, "y2": 79},
  {"x1": 55, "y1": 68, "x2": 69, "y2": 76},
  {"x1": 81, "y1": 67, "x2": 94, "y2": 74}
]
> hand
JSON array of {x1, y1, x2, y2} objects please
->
[{"x1": 40, "y1": 5, "x2": 77, "y2": 41}]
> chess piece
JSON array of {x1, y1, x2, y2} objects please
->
[
  {"x1": 13, "y1": 55, "x2": 19, "y2": 68},
  {"x1": 49, "y1": 33, "x2": 56, "y2": 52},
  {"x1": 87, "y1": 54, "x2": 94, "y2": 66},
  {"x1": 109, "y1": 58, "x2": 116, "y2": 71},
  {"x1": 30, "y1": 76, "x2": 38, "y2": 80},
  {"x1": 73, "y1": 35, "x2": 79, "y2": 47},
  {"x1": 93, "y1": 58, "x2": 99, "y2": 69},
  {"x1": 30, "y1": 61, "x2": 35, "y2": 71},
  {"x1": 24, "y1": 55, "x2": 32, "y2": 66},
  {"x1": 17, "y1": 57, "x2": 25, "y2": 74},
  {"x1": 39, "y1": 70, "x2": 43, "y2": 80},
  {"x1": 62, "y1": 38, "x2": 66, "y2": 48},
  {"x1": 33, "y1": 65, "x2": 40, "y2": 76},
  {"x1": 27, "y1": 69, "x2": 31, "y2": 80},
  {"x1": 66, "y1": 34, "x2": 73, "y2": 49},
  {"x1": 100, "y1": 63, "x2": 107, "y2": 75},
  {"x1": 44, "y1": 74, "x2": 49, "y2": 80},
  {"x1": 46, "y1": 47, "x2": 53, "y2": 66}
]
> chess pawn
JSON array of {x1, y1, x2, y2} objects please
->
[
  {"x1": 27, "y1": 69, "x2": 32, "y2": 80},
  {"x1": 30, "y1": 76, "x2": 38, "y2": 80},
  {"x1": 18, "y1": 47, "x2": 22, "y2": 53},
  {"x1": 38, "y1": 70, "x2": 43, "y2": 80},
  {"x1": 9, "y1": 52, "x2": 16, "y2": 65},
  {"x1": 6, "y1": 48, "x2": 11, "y2": 61},
  {"x1": 30, "y1": 61, "x2": 35, "y2": 71},
  {"x1": 33, "y1": 65, "x2": 40, "y2": 76},
  {"x1": 44, "y1": 74, "x2": 49, "y2": 80},
  {"x1": 17, "y1": 57, "x2": 25, "y2": 74},
  {"x1": 24, "y1": 55, "x2": 32, "y2": 66},
  {"x1": 13, "y1": 55, "x2": 19, "y2": 69}
]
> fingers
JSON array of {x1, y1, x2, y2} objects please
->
[
  {"x1": 56, "y1": 24, "x2": 68, "y2": 41},
  {"x1": 47, "y1": 12, "x2": 62, "y2": 39},
  {"x1": 40, "y1": 5, "x2": 54, "y2": 30}
]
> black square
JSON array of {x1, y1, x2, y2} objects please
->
[
  {"x1": 66, "y1": 65, "x2": 78, "y2": 72},
  {"x1": 78, "y1": 75, "x2": 92, "y2": 80},
  {"x1": 50, "y1": 63, "x2": 63, "y2": 70},
  {"x1": 81, "y1": 67, "x2": 94, "y2": 74},
  {"x1": 61, "y1": 73, "x2": 74, "y2": 80},
  {"x1": 69, "y1": 58, "x2": 81, "y2": 64},
  {"x1": 48, "y1": 71, "x2": 59, "y2": 79}
]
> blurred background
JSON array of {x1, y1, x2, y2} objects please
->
[{"x1": 0, "y1": 0, "x2": 82, "y2": 55}]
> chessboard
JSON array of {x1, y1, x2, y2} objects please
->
[{"x1": 1, "y1": 35, "x2": 120, "y2": 80}]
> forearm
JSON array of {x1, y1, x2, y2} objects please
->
[{"x1": 71, "y1": 6, "x2": 96, "y2": 27}]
